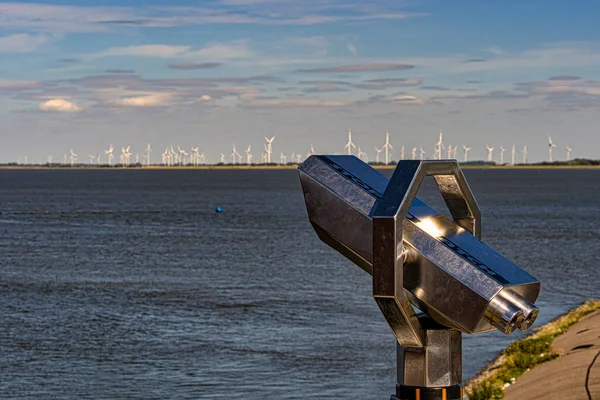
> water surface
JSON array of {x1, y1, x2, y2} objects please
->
[{"x1": 1, "y1": 168, "x2": 598, "y2": 399}]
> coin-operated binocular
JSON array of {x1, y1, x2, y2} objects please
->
[{"x1": 298, "y1": 156, "x2": 540, "y2": 400}]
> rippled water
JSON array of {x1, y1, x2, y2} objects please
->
[{"x1": 1, "y1": 168, "x2": 598, "y2": 399}]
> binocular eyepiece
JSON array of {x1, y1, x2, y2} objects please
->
[{"x1": 299, "y1": 155, "x2": 540, "y2": 339}]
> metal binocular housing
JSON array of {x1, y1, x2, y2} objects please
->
[{"x1": 298, "y1": 155, "x2": 540, "y2": 398}]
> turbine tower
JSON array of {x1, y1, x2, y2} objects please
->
[
  {"x1": 500, "y1": 146, "x2": 506, "y2": 165},
  {"x1": 411, "y1": 147, "x2": 417, "y2": 160},
  {"x1": 400, "y1": 145, "x2": 405, "y2": 160},
  {"x1": 486, "y1": 145, "x2": 494, "y2": 163},
  {"x1": 420, "y1": 147, "x2": 426, "y2": 160},
  {"x1": 523, "y1": 145, "x2": 528, "y2": 164},
  {"x1": 344, "y1": 129, "x2": 357, "y2": 156},
  {"x1": 375, "y1": 147, "x2": 383, "y2": 163},
  {"x1": 307, "y1": 144, "x2": 316, "y2": 157},
  {"x1": 146, "y1": 143, "x2": 151, "y2": 166},
  {"x1": 264, "y1": 136, "x2": 275, "y2": 164},
  {"x1": 548, "y1": 134, "x2": 556, "y2": 162},
  {"x1": 382, "y1": 131, "x2": 393, "y2": 165},
  {"x1": 220, "y1": 153, "x2": 226, "y2": 164},
  {"x1": 446, "y1": 144, "x2": 453, "y2": 159},
  {"x1": 566, "y1": 145, "x2": 572, "y2": 161},
  {"x1": 462, "y1": 145, "x2": 471, "y2": 162}
]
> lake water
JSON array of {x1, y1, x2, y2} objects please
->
[{"x1": 1, "y1": 167, "x2": 598, "y2": 399}]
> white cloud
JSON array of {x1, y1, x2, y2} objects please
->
[
  {"x1": 390, "y1": 95, "x2": 427, "y2": 105},
  {"x1": 112, "y1": 93, "x2": 172, "y2": 107},
  {"x1": 38, "y1": 98, "x2": 82, "y2": 112},
  {"x1": 0, "y1": 33, "x2": 53, "y2": 53}
]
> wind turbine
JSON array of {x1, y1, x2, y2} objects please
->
[
  {"x1": 162, "y1": 147, "x2": 169, "y2": 166},
  {"x1": 434, "y1": 131, "x2": 444, "y2": 160},
  {"x1": 420, "y1": 147, "x2": 426, "y2": 160},
  {"x1": 446, "y1": 144, "x2": 453, "y2": 159},
  {"x1": 411, "y1": 147, "x2": 417, "y2": 160},
  {"x1": 280, "y1": 152, "x2": 287, "y2": 164},
  {"x1": 245, "y1": 145, "x2": 252, "y2": 165},
  {"x1": 307, "y1": 144, "x2": 316, "y2": 157},
  {"x1": 500, "y1": 146, "x2": 506, "y2": 165},
  {"x1": 89, "y1": 154, "x2": 95, "y2": 164},
  {"x1": 486, "y1": 145, "x2": 494, "y2": 163},
  {"x1": 105, "y1": 144, "x2": 114, "y2": 166},
  {"x1": 511, "y1": 144, "x2": 516, "y2": 166},
  {"x1": 462, "y1": 145, "x2": 471, "y2": 162},
  {"x1": 146, "y1": 143, "x2": 152, "y2": 166},
  {"x1": 566, "y1": 145, "x2": 572, "y2": 161},
  {"x1": 69, "y1": 149, "x2": 77, "y2": 167},
  {"x1": 382, "y1": 131, "x2": 393, "y2": 165},
  {"x1": 264, "y1": 136, "x2": 275, "y2": 164},
  {"x1": 400, "y1": 145, "x2": 405, "y2": 160},
  {"x1": 344, "y1": 129, "x2": 357, "y2": 155},
  {"x1": 220, "y1": 153, "x2": 226, "y2": 164},
  {"x1": 357, "y1": 147, "x2": 368, "y2": 163},
  {"x1": 231, "y1": 144, "x2": 242, "y2": 165},
  {"x1": 522, "y1": 145, "x2": 528, "y2": 164},
  {"x1": 548, "y1": 134, "x2": 556, "y2": 162},
  {"x1": 375, "y1": 147, "x2": 383, "y2": 163},
  {"x1": 125, "y1": 146, "x2": 132, "y2": 166},
  {"x1": 177, "y1": 145, "x2": 187, "y2": 165},
  {"x1": 191, "y1": 147, "x2": 200, "y2": 166}
]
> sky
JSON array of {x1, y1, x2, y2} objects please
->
[{"x1": 1, "y1": 0, "x2": 600, "y2": 164}]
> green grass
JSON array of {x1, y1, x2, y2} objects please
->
[{"x1": 466, "y1": 299, "x2": 600, "y2": 399}]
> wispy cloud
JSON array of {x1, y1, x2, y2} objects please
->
[
  {"x1": 243, "y1": 97, "x2": 345, "y2": 108},
  {"x1": 298, "y1": 63, "x2": 415, "y2": 73},
  {"x1": 354, "y1": 77, "x2": 421, "y2": 90},
  {"x1": 347, "y1": 43, "x2": 357, "y2": 56},
  {"x1": 0, "y1": 33, "x2": 54, "y2": 52},
  {"x1": 0, "y1": 1, "x2": 420, "y2": 32},
  {"x1": 0, "y1": 80, "x2": 43, "y2": 90},
  {"x1": 168, "y1": 62, "x2": 223, "y2": 70},
  {"x1": 105, "y1": 69, "x2": 136, "y2": 74},
  {"x1": 94, "y1": 40, "x2": 254, "y2": 60},
  {"x1": 112, "y1": 93, "x2": 172, "y2": 107},
  {"x1": 484, "y1": 45, "x2": 503, "y2": 55}
]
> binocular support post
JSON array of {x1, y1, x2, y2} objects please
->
[
  {"x1": 392, "y1": 316, "x2": 462, "y2": 400},
  {"x1": 298, "y1": 156, "x2": 540, "y2": 399}
]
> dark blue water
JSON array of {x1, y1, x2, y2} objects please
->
[{"x1": 1, "y1": 168, "x2": 598, "y2": 399}]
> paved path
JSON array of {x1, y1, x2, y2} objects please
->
[{"x1": 504, "y1": 309, "x2": 600, "y2": 400}]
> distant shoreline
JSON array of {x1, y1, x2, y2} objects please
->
[{"x1": 1, "y1": 164, "x2": 600, "y2": 170}]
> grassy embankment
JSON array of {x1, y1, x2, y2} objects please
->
[{"x1": 465, "y1": 299, "x2": 600, "y2": 400}]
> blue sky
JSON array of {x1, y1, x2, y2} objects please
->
[{"x1": 1, "y1": 0, "x2": 600, "y2": 163}]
